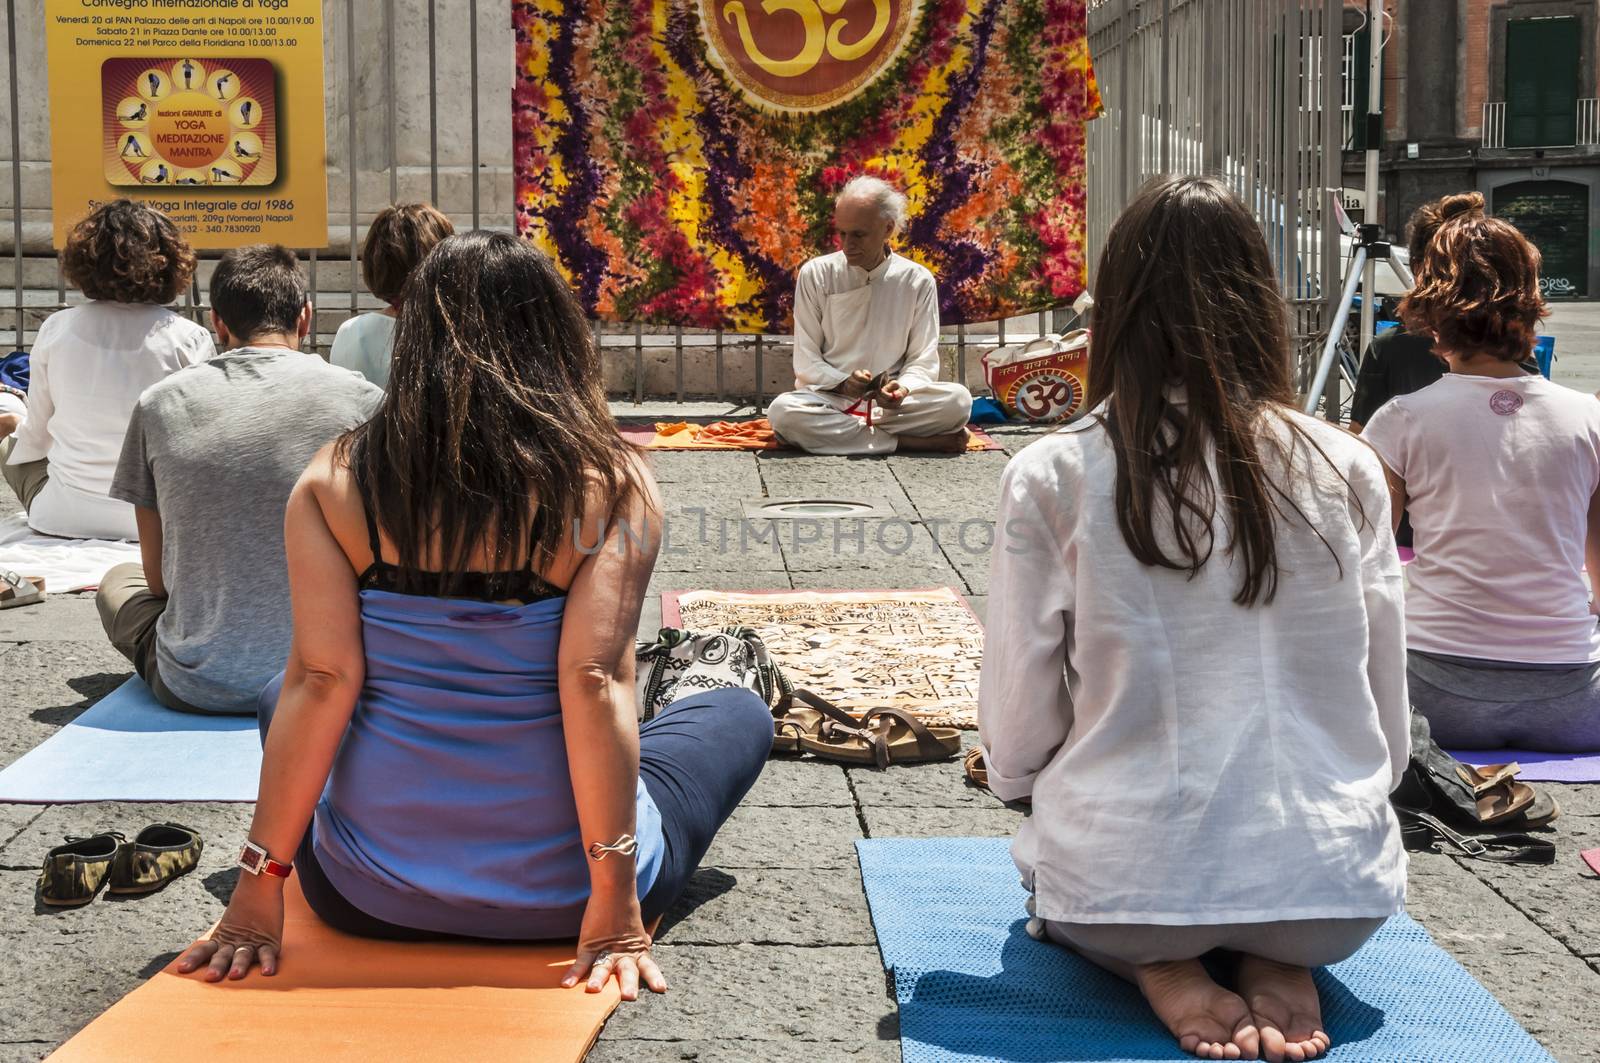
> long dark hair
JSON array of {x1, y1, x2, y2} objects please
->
[
  {"x1": 1086, "y1": 176, "x2": 1348, "y2": 606},
  {"x1": 337, "y1": 231, "x2": 641, "y2": 592}
]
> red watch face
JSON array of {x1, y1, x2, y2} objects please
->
[{"x1": 239, "y1": 844, "x2": 264, "y2": 873}]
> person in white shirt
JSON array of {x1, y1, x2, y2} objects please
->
[
  {"x1": 979, "y1": 177, "x2": 1408, "y2": 1063},
  {"x1": 1363, "y1": 193, "x2": 1600, "y2": 753},
  {"x1": 1, "y1": 201, "x2": 215, "y2": 540},
  {"x1": 329, "y1": 202, "x2": 454, "y2": 389},
  {"x1": 766, "y1": 176, "x2": 972, "y2": 455}
]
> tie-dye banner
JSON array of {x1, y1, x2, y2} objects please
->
[{"x1": 513, "y1": 0, "x2": 1101, "y2": 331}]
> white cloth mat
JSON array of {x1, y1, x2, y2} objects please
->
[{"x1": 0, "y1": 512, "x2": 140, "y2": 593}]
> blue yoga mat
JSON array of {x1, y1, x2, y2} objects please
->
[
  {"x1": 0, "y1": 677, "x2": 260, "y2": 803},
  {"x1": 857, "y1": 837, "x2": 1555, "y2": 1063}
]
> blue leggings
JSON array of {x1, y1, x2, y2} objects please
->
[{"x1": 259, "y1": 686, "x2": 773, "y2": 940}]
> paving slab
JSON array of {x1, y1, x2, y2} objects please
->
[
  {"x1": 594, "y1": 944, "x2": 893, "y2": 1044},
  {"x1": 700, "y1": 805, "x2": 863, "y2": 870},
  {"x1": 0, "y1": 640, "x2": 133, "y2": 771},
  {"x1": 1452, "y1": 812, "x2": 1600, "y2": 958},
  {"x1": 657, "y1": 867, "x2": 877, "y2": 946},
  {"x1": 847, "y1": 762, "x2": 1003, "y2": 810},
  {"x1": 788, "y1": 568, "x2": 969, "y2": 592},
  {"x1": 742, "y1": 759, "x2": 855, "y2": 808},
  {"x1": 587, "y1": 1039, "x2": 898, "y2": 1063},
  {"x1": 0, "y1": 593, "x2": 104, "y2": 643},
  {"x1": 862, "y1": 805, "x2": 1024, "y2": 838}
]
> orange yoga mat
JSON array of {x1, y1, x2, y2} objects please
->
[
  {"x1": 48, "y1": 876, "x2": 621, "y2": 1063},
  {"x1": 622, "y1": 418, "x2": 1001, "y2": 451}
]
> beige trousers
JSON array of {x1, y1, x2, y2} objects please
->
[
  {"x1": 0, "y1": 436, "x2": 47, "y2": 511},
  {"x1": 766, "y1": 381, "x2": 973, "y2": 456},
  {"x1": 95, "y1": 561, "x2": 205, "y2": 714},
  {"x1": 1043, "y1": 916, "x2": 1387, "y2": 970}
]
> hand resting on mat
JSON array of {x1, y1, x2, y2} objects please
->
[
  {"x1": 562, "y1": 899, "x2": 666, "y2": 999},
  {"x1": 176, "y1": 873, "x2": 284, "y2": 980}
]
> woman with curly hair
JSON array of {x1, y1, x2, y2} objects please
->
[
  {"x1": 1364, "y1": 193, "x2": 1600, "y2": 752},
  {"x1": 2, "y1": 200, "x2": 214, "y2": 540}
]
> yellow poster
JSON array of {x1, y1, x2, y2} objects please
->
[{"x1": 46, "y1": 0, "x2": 327, "y2": 249}]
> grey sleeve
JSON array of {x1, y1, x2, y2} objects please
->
[{"x1": 109, "y1": 400, "x2": 158, "y2": 510}]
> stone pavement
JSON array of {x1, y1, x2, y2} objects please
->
[{"x1": 4, "y1": 408, "x2": 1600, "y2": 1061}]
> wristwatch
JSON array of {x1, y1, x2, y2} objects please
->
[{"x1": 237, "y1": 840, "x2": 293, "y2": 879}]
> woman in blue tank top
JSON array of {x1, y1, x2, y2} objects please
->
[{"x1": 177, "y1": 232, "x2": 774, "y2": 1001}]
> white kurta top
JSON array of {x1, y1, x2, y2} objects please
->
[
  {"x1": 791, "y1": 251, "x2": 941, "y2": 392},
  {"x1": 7, "y1": 302, "x2": 215, "y2": 539},
  {"x1": 979, "y1": 404, "x2": 1409, "y2": 925}
]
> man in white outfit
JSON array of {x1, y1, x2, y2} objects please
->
[{"x1": 767, "y1": 176, "x2": 972, "y2": 455}]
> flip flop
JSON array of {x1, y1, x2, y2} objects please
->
[
  {"x1": 799, "y1": 706, "x2": 961, "y2": 768},
  {"x1": 963, "y1": 745, "x2": 989, "y2": 789},
  {"x1": 0, "y1": 569, "x2": 43, "y2": 610},
  {"x1": 770, "y1": 689, "x2": 860, "y2": 755},
  {"x1": 1456, "y1": 762, "x2": 1536, "y2": 824}
]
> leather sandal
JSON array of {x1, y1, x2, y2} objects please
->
[
  {"x1": 0, "y1": 570, "x2": 43, "y2": 610},
  {"x1": 771, "y1": 689, "x2": 861, "y2": 755},
  {"x1": 37, "y1": 832, "x2": 126, "y2": 907},
  {"x1": 963, "y1": 746, "x2": 989, "y2": 789},
  {"x1": 799, "y1": 706, "x2": 961, "y2": 768},
  {"x1": 1456, "y1": 762, "x2": 1539, "y2": 825}
]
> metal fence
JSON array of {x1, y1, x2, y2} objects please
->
[
  {"x1": 3, "y1": 0, "x2": 1345, "y2": 404},
  {"x1": 1087, "y1": 0, "x2": 1347, "y2": 402},
  {"x1": 1, "y1": 0, "x2": 1082, "y2": 405}
]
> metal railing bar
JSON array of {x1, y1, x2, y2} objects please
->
[
  {"x1": 674, "y1": 325, "x2": 684, "y2": 402},
  {"x1": 347, "y1": 0, "x2": 359, "y2": 317},
  {"x1": 633, "y1": 320, "x2": 643, "y2": 405},
  {"x1": 469, "y1": 0, "x2": 481, "y2": 229},
  {"x1": 428, "y1": 0, "x2": 439, "y2": 203},
  {"x1": 385, "y1": 0, "x2": 398, "y2": 205},
  {"x1": 7, "y1": 0, "x2": 21, "y2": 349}
]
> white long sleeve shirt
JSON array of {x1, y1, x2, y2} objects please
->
[
  {"x1": 8, "y1": 302, "x2": 214, "y2": 539},
  {"x1": 979, "y1": 404, "x2": 1409, "y2": 925},
  {"x1": 790, "y1": 251, "x2": 942, "y2": 392}
]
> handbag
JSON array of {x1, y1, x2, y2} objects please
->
[
  {"x1": 634, "y1": 626, "x2": 793, "y2": 722},
  {"x1": 1390, "y1": 712, "x2": 1556, "y2": 865},
  {"x1": 980, "y1": 330, "x2": 1090, "y2": 423}
]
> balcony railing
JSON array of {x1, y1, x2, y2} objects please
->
[
  {"x1": 1482, "y1": 101, "x2": 1507, "y2": 148},
  {"x1": 1482, "y1": 99, "x2": 1600, "y2": 149}
]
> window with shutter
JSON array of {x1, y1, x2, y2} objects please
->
[{"x1": 1506, "y1": 17, "x2": 1579, "y2": 147}]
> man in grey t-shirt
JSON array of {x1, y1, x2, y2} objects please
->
[{"x1": 99, "y1": 245, "x2": 382, "y2": 714}]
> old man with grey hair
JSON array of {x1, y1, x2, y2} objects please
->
[{"x1": 767, "y1": 176, "x2": 973, "y2": 455}]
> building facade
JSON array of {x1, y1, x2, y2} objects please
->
[{"x1": 1342, "y1": 0, "x2": 1599, "y2": 299}]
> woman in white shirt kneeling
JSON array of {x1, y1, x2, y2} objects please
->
[
  {"x1": 2, "y1": 200, "x2": 214, "y2": 540},
  {"x1": 979, "y1": 176, "x2": 1409, "y2": 1063}
]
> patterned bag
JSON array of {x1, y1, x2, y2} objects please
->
[
  {"x1": 634, "y1": 626, "x2": 792, "y2": 722},
  {"x1": 981, "y1": 330, "x2": 1091, "y2": 423}
]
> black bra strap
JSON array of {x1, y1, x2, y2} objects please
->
[{"x1": 350, "y1": 459, "x2": 384, "y2": 570}]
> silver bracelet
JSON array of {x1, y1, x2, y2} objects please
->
[{"x1": 587, "y1": 833, "x2": 639, "y2": 861}]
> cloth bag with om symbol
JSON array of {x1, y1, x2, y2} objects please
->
[{"x1": 981, "y1": 329, "x2": 1091, "y2": 423}]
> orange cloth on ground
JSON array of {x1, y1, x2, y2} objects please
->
[
  {"x1": 47, "y1": 875, "x2": 620, "y2": 1063},
  {"x1": 649, "y1": 419, "x2": 782, "y2": 449},
  {"x1": 646, "y1": 419, "x2": 992, "y2": 451}
]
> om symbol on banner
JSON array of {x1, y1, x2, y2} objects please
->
[
  {"x1": 697, "y1": 0, "x2": 921, "y2": 112},
  {"x1": 1014, "y1": 369, "x2": 1084, "y2": 422}
]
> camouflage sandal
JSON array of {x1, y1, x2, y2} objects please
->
[
  {"x1": 108, "y1": 822, "x2": 204, "y2": 895},
  {"x1": 37, "y1": 832, "x2": 126, "y2": 907}
]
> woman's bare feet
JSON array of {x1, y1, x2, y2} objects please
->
[
  {"x1": 1134, "y1": 959, "x2": 1261, "y2": 1060},
  {"x1": 1235, "y1": 955, "x2": 1330, "y2": 1062}
]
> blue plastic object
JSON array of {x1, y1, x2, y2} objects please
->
[
  {"x1": 1534, "y1": 335, "x2": 1555, "y2": 379},
  {"x1": 968, "y1": 396, "x2": 1010, "y2": 424},
  {"x1": 857, "y1": 837, "x2": 1555, "y2": 1063}
]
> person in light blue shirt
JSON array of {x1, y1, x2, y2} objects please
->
[{"x1": 330, "y1": 203, "x2": 454, "y2": 389}]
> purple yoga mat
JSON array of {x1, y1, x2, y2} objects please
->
[{"x1": 1447, "y1": 749, "x2": 1600, "y2": 783}]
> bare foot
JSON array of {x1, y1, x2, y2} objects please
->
[
  {"x1": 1134, "y1": 959, "x2": 1261, "y2": 1060},
  {"x1": 1236, "y1": 955, "x2": 1330, "y2": 1063},
  {"x1": 896, "y1": 428, "x2": 969, "y2": 454}
]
